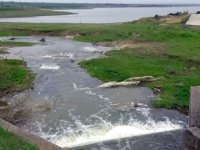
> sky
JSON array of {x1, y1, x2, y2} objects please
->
[{"x1": 1, "y1": 0, "x2": 200, "y2": 4}]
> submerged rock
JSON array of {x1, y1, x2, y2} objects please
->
[
  {"x1": 70, "y1": 59, "x2": 75, "y2": 63},
  {"x1": 10, "y1": 37, "x2": 16, "y2": 41},
  {"x1": 112, "y1": 102, "x2": 135, "y2": 111},
  {"x1": 31, "y1": 102, "x2": 51, "y2": 113},
  {"x1": 40, "y1": 38, "x2": 46, "y2": 43}
]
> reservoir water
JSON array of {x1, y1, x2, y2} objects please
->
[
  {"x1": 1, "y1": 36, "x2": 187, "y2": 149},
  {"x1": 0, "y1": 6, "x2": 199, "y2": 23}
]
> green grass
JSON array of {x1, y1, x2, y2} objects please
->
[
  {"x1": 0, "y1": 127, "x2": 38, "y2": 150},
  {"x1": 0, "y1": 59, "x2": 34, "y2": 93},
  {"x1": 0, "y1": 41, "x2": 35, "y2": 47},
  {"x1": 0, "y1": 8, "x2": 73, "y2": 18}
]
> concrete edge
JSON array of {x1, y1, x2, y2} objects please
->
[{"x1": 0, "y1": 118, "x2": 63, "y2": 150}]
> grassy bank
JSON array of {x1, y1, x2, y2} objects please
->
[
  {"x1": 0, "y1": 15, "x2": 199, "y2": 112},
  {"x1": 0, "y1": 7, "x2": 73, "y2": 18},
  {"x1": 0, "y1": 59, "x2": 34, "y2": 96},
  {"x1": 0, "y1": 41, "x2": 35, "y2": 47},
  {"x1": 0, "y1": 127, "x2": 38, "y2": 150}
]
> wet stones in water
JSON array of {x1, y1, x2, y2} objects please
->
[
  {"x1": 31, "y1": 102, "x2": 51, "y2": 113},
  {"x1": 40, "y1": 38, "x2": 46, "y2": 43},
  {"x1": 70, "y1": 59, "x2": 75, "y2": 63},
  {"x1": 10, "y1": 37, "x2": 16, "y2": 41},
  {"x1": 0, "y1": 100, "x2": 9, "y2": 118}
]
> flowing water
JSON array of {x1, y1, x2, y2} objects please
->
[
  {"x1": 0, "y1": 6, "x2": 199, "y2": 23},
  {"x1": 2, "y1": 37, "x2": 187, "y2": 149}
]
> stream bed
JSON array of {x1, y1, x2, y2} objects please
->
[{"x1": 1, "y1": 36, "x2": 187, "y2": 149}]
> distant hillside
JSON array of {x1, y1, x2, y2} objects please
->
[{"x1": 0, "y1": 2, "x2": 199, "y2": 10}]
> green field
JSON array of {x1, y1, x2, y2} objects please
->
[
  {"x1": 0, "y1": 127, "x2": 38, "y2": 150},
  {"x1": 0, "y1": 8, "x2": 73, "y2": 18},
  {"x1": 0, "y1": 15, "x2": 199, "y2": 112}
]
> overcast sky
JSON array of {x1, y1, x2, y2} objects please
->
[{"x1": 1, "y1": 0, "x2": 200, "y2": 4}]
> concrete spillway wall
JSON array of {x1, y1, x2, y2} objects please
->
[
  {"x1": 185, "y1": 86, "x2": 200, "y2": 150},
  {"x1": 186, "y1": 14, "x2": 200, "y2": 26}
]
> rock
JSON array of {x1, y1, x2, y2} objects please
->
[
  {"x1": 31, "y1": 102, "x2": 51, "y2": 113},
  {"x1": 176, "y1": 82, "x2": 184, "y2": 87},
  {"x1": 153, "y1": 86, "x2": 164, "y2": 94},
  {"x1": 98, "y1": 76, "x2": 164, "y2": 88},
  {"x1": 125, "y1": 76, "x2": 164, "y2": 82},
  {"x1": 98, "y1": 81, "x2": 140, "y2": 88},
  {"x1": 190, "y1": 67, "x2": 196, "y2": 70},
  {"x1": 40, "y1": 38, "x2": 46, "y2": 43},
  {"x1": 0, "y1": 101, "x2": 10, "y2": 119},
  {"x1": 154, "y1": 15, "x2": 160, "y2": 19},
  {"x1": 70, "y1": 59, "x2": 75, "y2": 63},
  {"x1": 65, "y1": 35, "x2": 75, "y2": 40},
  {"x1": 0, "y1": 100, "x2": 8, "y2": 106},
  {"x1": 10, "y1": 37, "x2": 15, "y2": 40},
  {"x1": 168, "y1": 12, "x2": 183, "y2": 16},
  {"x1": 167, "y1": 70, "x2": 176, "y2": 75}
]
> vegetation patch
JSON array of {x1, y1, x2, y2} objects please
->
[
  {"x1": 0, "y1": 59, "x2": 34, "y2": 96},
  {"x1": 0, "y1": 127, "x2": 38, "y2": 150},
  {"x1": 0, "y1": 41, "x2": 35, "y2": 47}
]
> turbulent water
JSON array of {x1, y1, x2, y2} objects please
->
[
  {"x1": 0, "y1": 6, "x2": 199, "y2": 23},
  {"x1": 2, "y1": 36, "x2": 187, "y2": 149}
]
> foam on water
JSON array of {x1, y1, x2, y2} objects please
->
[
  {"x1": 52, "y1": 116, "x2": 184, "y2": 148},
  {"x1": 73, "y1": 83, "x2": 90, "y2": 91},
  {"x1": 28, "y1": 105, "x2": 185, "y2": 148},
  {"x1": 84, "y1": 47, "x2": 98, "y2": 52},
  {"x1": 41, "y1": 55, "x2": 53, "y2": 58},
  {"x1": 40, "y1": 64, "x2": 60, "y2": 70},
  {"x1": 42, "y1": 53, "x2": 74, "y2": 59}
]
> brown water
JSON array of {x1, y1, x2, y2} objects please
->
[{"x1": 1, "y1": 36, "x2": 187, "y2": 149}]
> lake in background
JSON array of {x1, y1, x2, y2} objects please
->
[{"x1": 0, "y1": 6, "x2": 199, "y2": 23}]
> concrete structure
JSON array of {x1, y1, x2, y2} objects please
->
[
  {"x1": 185, "y1": 86, "x2": 200, "y2": 150},
  {"x1": 186, "y1": 14, "x2": 200, "y2": 26}
]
